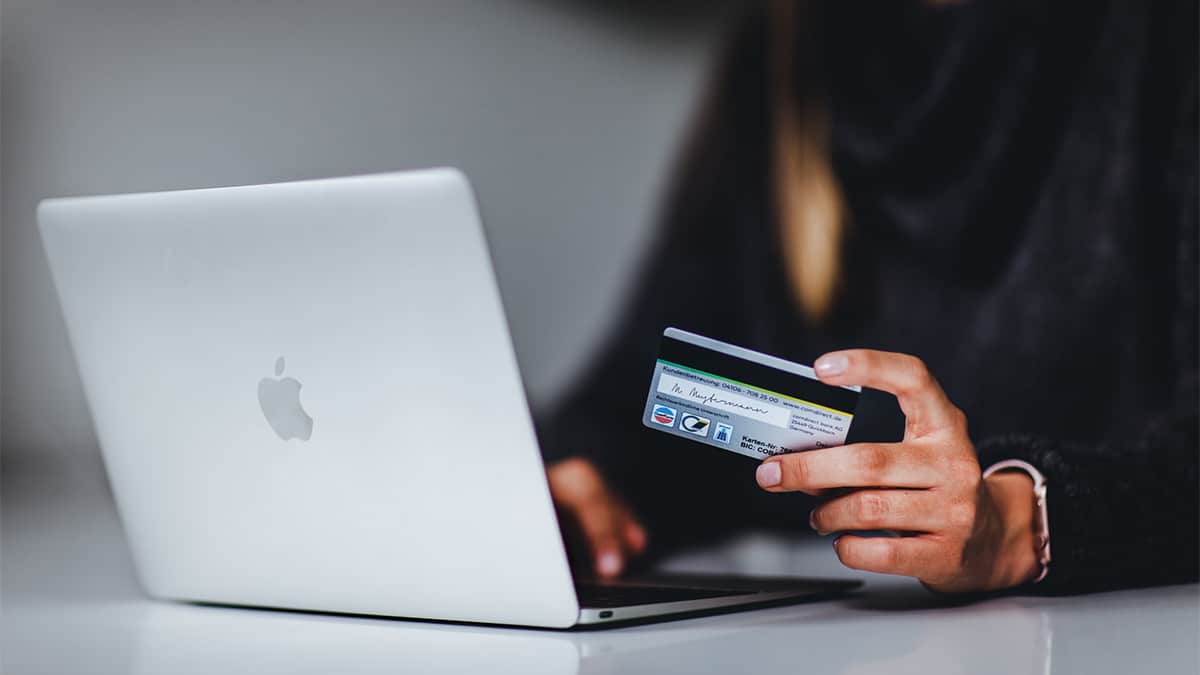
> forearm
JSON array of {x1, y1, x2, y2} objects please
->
[
  {"x1": 976, "y1": 427, "x2": 1200, "y2": 593},
  {"x1": 982, "y1": 471, "x2": 1041, "y2": 589}
]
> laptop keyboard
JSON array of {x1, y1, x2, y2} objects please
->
[{"x1": 574, "y1": 582, "x2": 748, "y2": 608}]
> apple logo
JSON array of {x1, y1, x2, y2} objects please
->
[{"x1": 257, "y1": 356, "x2": 313, "y2": 441}]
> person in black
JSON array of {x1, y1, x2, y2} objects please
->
[{"x1": 540, "y1": 0, "x2": 1198, "y2": 594}]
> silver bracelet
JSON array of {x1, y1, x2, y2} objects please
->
[{"x1": 982, "y1": 459, "x2": 1051, "y2": 584}]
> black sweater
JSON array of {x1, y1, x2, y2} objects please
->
[{"x1": 540, "y1": 1, "x2": 1198, "y2": 593}]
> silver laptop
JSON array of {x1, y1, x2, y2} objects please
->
[{"x1": 38, "y1": 169, "x2": 858, "y2": 628}]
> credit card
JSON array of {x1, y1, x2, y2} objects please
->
[{"x1": 641, "y1": 328, "x2": 861, "y2": 460}]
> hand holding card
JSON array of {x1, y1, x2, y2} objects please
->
[{"x1": 756, "y1": 348, "x2": 1042, "y2": 592}]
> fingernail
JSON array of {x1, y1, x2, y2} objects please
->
[
  {"x1": 832, "y1": 536, "x2": 842, "y2": 551},
  {"x1": 808, "y1": 509, "x2": 818, "y2": 531},
  {"x1": 597, "y1": 551, "x2": 622, "y2": 577},
  {"x1": 814, "y1": 353, "x2": 848, "y2": 377},
  {"x1": 756, "y1": 462, "x2": 782, "y2": 488}
]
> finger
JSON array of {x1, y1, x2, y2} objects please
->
[
  {"x1": 757, "y1": 442, "x2": 941, "y2": 493},
  {"x1": 623, "y1": 515, "x2": 648, "y2": 554},
  {"x1": 813, "y1": 350, "x2": 961, "y2": 433},
  {"x1": 546, "y1": 457, "x2": 608, "y2": 508},
  {"x1": 811, "y1": 489, "x2": 956, "y2": 535},
  {"x1": 574, "y1": 501, "x2": 628, "y2": 578},
  {"x1": 546, "y1": 458, "x2": 645, "y2": 575},
  {"x1": 833, "y1": 534, "x2": 948, "y2": 579}
]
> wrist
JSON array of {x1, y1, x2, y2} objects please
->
[{"x1": 984, "y1": 472, "x2": 1041, "y2": 588}]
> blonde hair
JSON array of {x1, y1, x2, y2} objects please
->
[{"x1": 771, "y1": 0, "x2": 847, "y2": 322}]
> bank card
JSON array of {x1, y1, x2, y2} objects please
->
[{"x1": 641, "y1": 328, "x2": 861, "y2": 460}]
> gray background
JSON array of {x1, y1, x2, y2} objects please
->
[{"x1": 1, "y1": 1, "x2": 727, "y2": 477}]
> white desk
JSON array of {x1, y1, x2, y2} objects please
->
[{"x1": 3, "y1": 461, "x2": 1197, "y2": 675}]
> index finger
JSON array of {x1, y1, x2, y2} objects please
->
[
  {"x1": 756, "y1": 442, "x2": 941, "y2": 493},
  {"x1": 813, "y1": 349, "x2": 960, "y2": 433}
]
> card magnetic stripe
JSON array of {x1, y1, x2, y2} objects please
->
[{"x1": 656, "y1": 336, "x2": 859, "y2": 415}]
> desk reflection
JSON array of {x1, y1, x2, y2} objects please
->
[
  {"x1": 128, "y1": 592, "x2": 1058, "y2": 675},
  {"x1": 8, "y1": 479, "x2": 1193, "y2": 675},
  {"x1": 132, "y1": 603, "x2": 582, "y2": 675}
]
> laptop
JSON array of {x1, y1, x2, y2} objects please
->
[{"x1": 38, "y1": 169, "x2": 859, "y2": 628}]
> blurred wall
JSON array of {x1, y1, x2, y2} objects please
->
[{"x1": 1, "y1": 2, "x2": 725, "y2": 470}]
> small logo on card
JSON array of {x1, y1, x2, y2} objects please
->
[
  {"x1": 679, "y1": 414, "x2": 711, "y2": 436},
  {"x1": 651, "y1": 404, "x2": 678, "y2": 426},
  {"x1": 713, "y1": 422, "x2": 733, "y2": 444}
]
